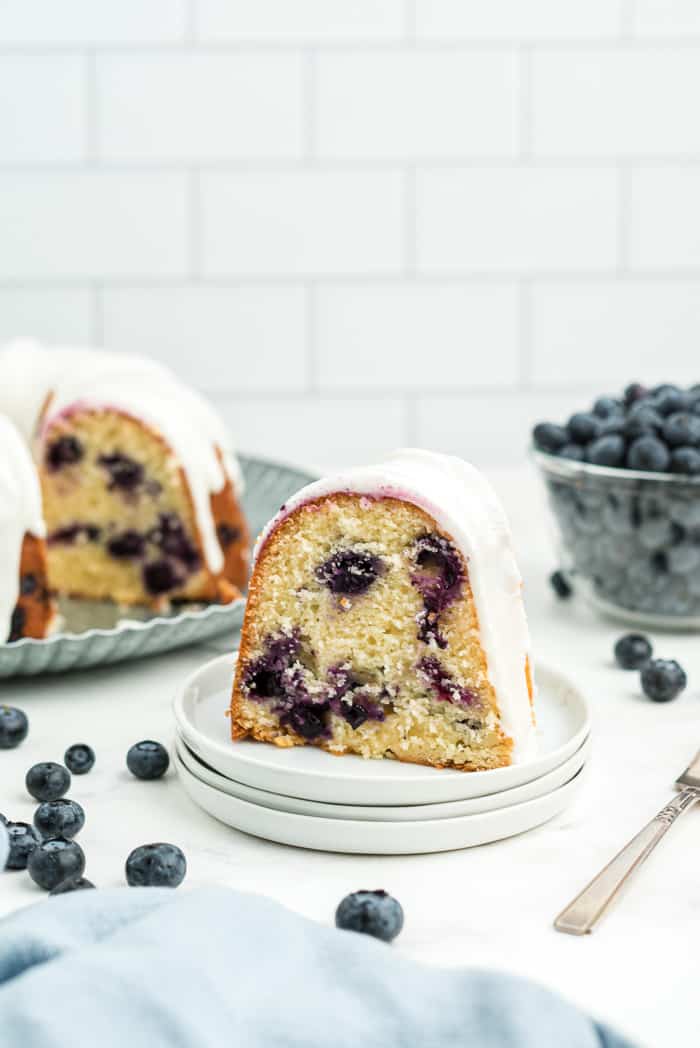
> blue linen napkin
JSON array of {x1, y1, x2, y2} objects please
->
[{"x1": 0, "y1": 883, "x2": 633, "y2": 1048}]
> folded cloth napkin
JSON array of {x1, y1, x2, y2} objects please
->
[{"x1": 0, "y1": 885, "x2": 633, "y2": 1048}]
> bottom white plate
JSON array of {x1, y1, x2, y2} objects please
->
[
  {"x1": 174, "y1": 731, "x2": 590, "y2": 822},
  {"x1": 175, "y1": 752, "x2": 586, "y2": 855}
]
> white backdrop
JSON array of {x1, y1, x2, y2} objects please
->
[{"x1": 2, "y1": 0, "x2": 700, "y2": 468}]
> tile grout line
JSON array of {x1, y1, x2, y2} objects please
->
[
  {"x1": 85, "y1": 50, "x2": 99, "y2": 165},
  {"x1": 188, "y1": 169, "x2": 201, "y2": 280},
  {"x1": 302, "y1": 49, "x2": 317, "y2": 162},
  {"x1": 517, "y1": 280, "x2": 533, "y2": 389},
  {"x1": 305, "y1": 282, "x2": 319, "y2": 393},
  {"x1": 518, "y1": 46, "x2": 533, "y2": 159}
]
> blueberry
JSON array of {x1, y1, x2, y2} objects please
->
[
  {"x1": 558, "y1": 443, "x2": 585, "y2": 462},
  {"x1": 46, "y1": 435, "x2": 83, "y2": 471},
  {"x1": 27, "y1": 837, "x2": 85, "y2": 891},
  {"x1": 587, "y1": 435, "x2": 625, "y2": 468},
  {"x1": 107, "y1": 531, "x2": 145, "y2": 559},
  {"x1": 34, "y1": 799, "x2": 85, "y2": 840},
  {"x1": 50, "y1": 877, "x2": 95, "y2": 895},
  {"x1": 8, "y1": 606, "x2": 25, "y2": 643},
  {"x1": 125, "y1": 843, "x2": 186, "y2": 888},
  {"x1": 126, "y1": 740, "x2": 170, "y2": 780},
  {"x1": 5, "y1": 822, "x2": 40, "y2": 870},
  {"x1": 335, "y1": 890, "x2": 404, "y2": 943},
  {"x1": 624, "y1": 406, "x2": 663, "y2": 440},
  {"x1": 217, "y1": 523, "x2": 240, "y2": 548},
  {"x1": 624, "y1": 383, "x2": 648, "y2": 407},
  {"x1": 567, "y1": 412, "x2": 601, "y2": 444},
  {"x1": 282, "y1": 704, "x2": 328, "y2": 740},
  {"x1": 142, "y1": 559, "x2": 182, "y2": 595},
  {"x1": 593, "y1": 396, "x2": 622, "y2": 419},
  {"x1": 26, "y1": 762, "x2": 71, "y2": 802},
  {"x1": 614, "y1": 634, "x2": 652, "y2": 670},
  {"x1": 316, "y1": 549, "x2": 384, "y2": 597},
  {"x1": 670, "y1": 447, "x2": 700, "y2": 475},
  {"x1": 64, "y1": 743, "x2": 95, "y2": 775},
  {"x1": 148, "y1": 514, "x2": 200, "y2": 568},
  {"x1": 627, "y1": 436, "x2": 671, "y2": 473},
  {"x1": 97, "y1": 452, "x2": 144, "y2": 492},
  {"x1": 550, "y1": 570, "x2": 572, "y2": 599},
  {"x1": 0, "y1": 706, "x2": 29, "y2": 749},
  {"x1": 533, "y1": 422, "x2": 568, "y2": 454},
  {"x1": 640, "y1": 659, "x2": 687, "y2": 703},
  {"x1": 668, "y1": 543, "x2": 700, "y2": 575},
  {"x1": 651, "y1": 387, "x2": 687, "y2": 416},
  {"x1": 663, "y1": 412, "x2": 700, "y2": 448},
  {"x1": 20, "y1": 574, "x2": 37, "y2": 595}
]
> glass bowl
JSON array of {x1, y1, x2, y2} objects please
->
[{"x1": 534, "y1": 449, "x2": 700, "y2": 630}]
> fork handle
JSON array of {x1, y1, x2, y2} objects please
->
[{"x1": 554, "y1": 788, "x2": 700, "y2": 935}]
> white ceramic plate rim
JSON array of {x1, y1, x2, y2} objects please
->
[
  {"x1": 174, "y1": 653, "x2": 590, "y2": 805},
  {"x1": 174, "y1": 731, "x2": 590, "y2": 821},
  {"x1": 175, "y1": 753, "x2": 586, "y2": 854}
]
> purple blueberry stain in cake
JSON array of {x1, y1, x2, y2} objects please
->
[
  {"x1": 411, "y1": 533, "x2": 464, "y2": 648},
  {"x1": 98, "y1": 452, "x2": 144, "y2": 493},
  {"x1": 325, "y1": 664, "x2": 386, "y2": 729},
  {"x1": 142, "y1": 559, "x2": 184, "y2": 596},
  {"x1": 46, "y1": 435, "x2": 84, "y2": 472},
  {"x1": 243, "y1": 632, "x2": 303, "y2": 700},
  {"x1": 316, "y1": 549, "x2": 385, "y2": 597},
  {"x1": 418, "y1": 656, "x2": 477, "y2": 708},
  {"x1": 280, "y1": 703, "x2": 329, "y2": 740},
  {"x1": 48, "y1": 523, "x2": 101, "y2": 546},
  {"x1": 217, "y1": 523, "x2": 241, "y2": 549},
  {"x1": 107, "y1": 530, "x2": 145, "y2": 559},
  {"x1": 20, "y1": 574, "x2": 37, "y2": 596}
]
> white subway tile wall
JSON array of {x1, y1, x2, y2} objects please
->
[{"x1": 0, "y1": 2, "x2": 697, "y2": 468}]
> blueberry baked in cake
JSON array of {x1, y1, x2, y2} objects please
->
[
  {"x1": 0, "y1": 340, "x2": 250, "y2": 628},
  {"x1": 230, "y1": 450, "x2": 535, "y2": 771}
]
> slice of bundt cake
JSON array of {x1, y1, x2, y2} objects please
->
[
  {"x1": 0, "y1": 415, "x2": 55, "y2": 642},
  {"x1": 231, "y1": 450, "x2": 535, "y2": 771},
  {"x1": 0, "y1": 341, "x2": 250, "y2": 610}
]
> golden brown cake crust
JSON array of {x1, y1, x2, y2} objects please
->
[{"x1": 230, "y1": 493, "x2": 516, "y2": 772}]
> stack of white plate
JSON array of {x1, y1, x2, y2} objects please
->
[{"x1": 173, "y1": 654, "x2": 590, "y2": 855}]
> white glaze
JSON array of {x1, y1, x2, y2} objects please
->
[
  {"x1": 256, "y1": 449, "x2": 536, "y2": 762},
  {"x1": 0, "y1": 339, "x2": 243, "y2": 575},
  {"x1": 0, "y1": 414, "x2": 46, "y2": 642}
]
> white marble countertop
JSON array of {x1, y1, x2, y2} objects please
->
[{"x1": 2, "y1": 464, "x2": 698, "y2": 1047}]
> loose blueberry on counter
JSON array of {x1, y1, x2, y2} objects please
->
[
  {"x1": 27, "y1": 837, "x2": 85, "y2": 891},
  {"x1": 5, "y1": 822, "x2": 40, "y2": 870},
  {"x1": 550, "y1": 570, "x2": 573, "y2": 599},
  {"x1": 614, "y1": 634, "x2": 652, "y2": 670},
  {"x1": 34, "y1": 799, "x2": 85, "y2": 840},
  {"x1": 533, "y1": 422, "x2": 568, "y2": 454},
  {"x1": 126, "y1": 740, "x2": 170, "y2": 780},
  {"x1": 26, "y1": 762, "x2": 71, "y2": 802},
  {"x1": 125, "y1": 843, "x2": 186, "y2": 888},
  {"x1": 64, "y1": 743, "x2": 95, "y2": 775},
  {"x1": 640, "y1": 659, "x2": 687, "y2": 702},
  {"x1": 50, "y1": 877, "x2": 95, "y2": 895},
  {"x1": 335, "y1": 890, "x2": 404, "y2": 943},
  {"x1": 0, "y1": 706, "x2": 29, "y2": 749}
]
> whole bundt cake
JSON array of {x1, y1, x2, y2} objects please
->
[{"x1": 0, "y1": 340, "x2": 250, "y2": 639}]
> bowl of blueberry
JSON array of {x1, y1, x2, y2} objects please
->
[{"x1": 533, "y1": 382, "x2": 700, "y2": 629}]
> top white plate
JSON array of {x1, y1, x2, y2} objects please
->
[{"x1": 173, "y1": 653, "x2": 590, "y2": 806}]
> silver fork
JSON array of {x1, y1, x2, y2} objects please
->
[{"x1": 555, "y1": 749, "x2": 700, "y2": 935}]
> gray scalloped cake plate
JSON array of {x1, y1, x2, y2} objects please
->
[{"x1": 0, "y1": 455, "x2": 316, "y2": 678}]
